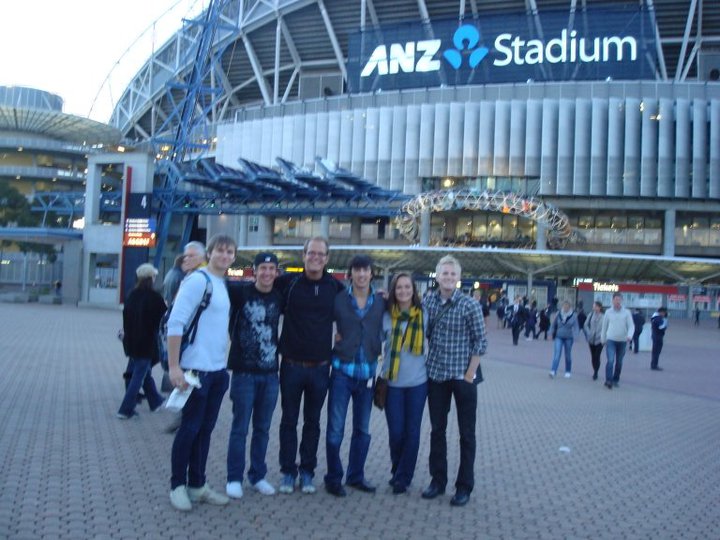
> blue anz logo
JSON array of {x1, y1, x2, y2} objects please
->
[{"x1": 443, "y1": 25, "x2": 489, "y2": 69}]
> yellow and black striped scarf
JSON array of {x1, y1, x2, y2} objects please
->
[{"x1": 388, "y1": 305, "x2": 424, "y2": 381}]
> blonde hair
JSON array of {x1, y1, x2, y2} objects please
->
[{"x1": 435, "y1": 255, "x2": 461, "y2": 276}]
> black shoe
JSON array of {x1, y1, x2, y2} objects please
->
[
  {"x1": 392, "y1": 484, "x2": 407, "y2": 494},
  {"x1": 450, "y1": 491, "x2": 470, "y2": 507},
  {"x1": 592, "y1": 373, "x2": 598, "y2": 380},
  {"x1": 421, "y1": 483, "x2": 445, "y2": 499},
  {"x1": 651, "y1": 366, "x2": 663, "y2": 371},
  {"x1": 604, "y1": 381, "x2": 613, "y2": 390},
  {"x1": 347, "y1": 480, "x2": 376, "y2": 493},
  {"x1": 325, "y1": 484, "x2": 346, "y2": 497}
]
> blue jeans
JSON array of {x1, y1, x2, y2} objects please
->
[
  {"x1": 427, "y1": 379, "x2": 477, "y2": 493},
  {"x1": 279, "y1": 361, "x2": 330, "y2": 478},
  {"x1": 324, "y1": 370, "x2": 374, "y2": 487},
  {"x1": 171, "y1": 370, "x2": 229, "y2": 489},
  {"x1": 605, "y1": 340, "x2": 627, "y2": 383},
  {"x1": 551, "y1": 337, "x2": 574, "y2": 374},
  {"x1": 384, "y1": 382, "x2": 427, "y2": 489},
  {"x1": 118, "y1": 358, "x2": 164, "y2": 416},
  {"x1": 227, "y1": 372, "x2": 279, "y2": 485}
]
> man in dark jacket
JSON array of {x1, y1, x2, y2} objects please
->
[
  {"x1": 324, "y1": 255, "x2": 385, "y2": 497},
  {"x1": 509, "y1": 296, "x2": 527, "y2": 345},
  {"x1": 631, "y1": 308, "x2": 645, "y2": 353},
  {"x1": 225, "y1": 252, "x2": 284, "y2": 499},
  {"x1": 275, "y1": 237, "x2": 345, "y2": 495},
  {"x1": 650, "y1": 307, "x2": 668, "y2": 371},
  {"x1": 118, "y1": 263, "x2": 167, "y2": 419}
]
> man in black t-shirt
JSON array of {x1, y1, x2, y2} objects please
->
[
  {"x1": 225, "y1": 252, "x2": 284, "y2": 499},
  {"x1": 274, "y1": 237, "x2": 344, "y2": 495}
]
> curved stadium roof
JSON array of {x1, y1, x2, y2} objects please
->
[
  {"x1": 0, "y1": 86, "x2": 121, "y2": 145},
  {"x1": 112, "y1": 0, "x2": 720, "y2": 142}
]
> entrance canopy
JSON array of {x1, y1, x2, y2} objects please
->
[{"x1": 234, "y1": 245, "x2": 720, "y2": 284}]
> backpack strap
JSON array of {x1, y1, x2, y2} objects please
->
[{"x1": 184, "y1": 270, "x2": 213, "y2": 346}]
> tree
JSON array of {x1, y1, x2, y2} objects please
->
[
  {"x1": 0, "y1": 183, "x2": 56, "y2": 260},
  {"x1": 0, "y1": 182, "x2": 38, "y2": 227}
]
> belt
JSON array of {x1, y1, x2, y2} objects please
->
[{"x1": 283, "y1": 358, "x2": 329, "y2": 368}]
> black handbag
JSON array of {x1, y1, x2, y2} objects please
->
[{"x1": 373, "y1": 376, "x2": 388, "y2": 410}]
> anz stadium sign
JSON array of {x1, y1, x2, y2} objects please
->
[{"x1": 347, "y1": 8, "x2": 657, "y2": 93}]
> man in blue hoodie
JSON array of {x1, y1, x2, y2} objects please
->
[{"x1": 650, "y1": 307, "x2": 668, "y2": 371}]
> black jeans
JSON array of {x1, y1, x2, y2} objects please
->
[
  {"x1": 588, "y1": 343, "x2": 603, "y2": 375},
  {"x1": 511, "y1": 325, "x2": 522, "y2": 345},
  {"x1": 651, "y1": 337, "x2": 664, "y2": 368},
  {"x1": 278, "y1": 361, "x2": 330, "y2": 478},
  {"x1": 427, "y1": 379, "x2": 477, "y2": 494}
]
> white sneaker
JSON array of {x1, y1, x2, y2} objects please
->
[
  {"x1": 226, "y1": 481, "x2": 244, "y2": 499},
  {"x1": 187, "y1": 483, "x2": 229, "y2": 505},
  {"x1": 564, "y1": 372, "x2": 572, "y2": 379},
  {"x1": 253, "y1": 479, "x2": 276, "y2": 495},
  {"x1": 170, "y1": 486, "x2": 192, "y2": 511},
  {"x1": 549, "y1": 371, "x2": 556, "y2": 379}
]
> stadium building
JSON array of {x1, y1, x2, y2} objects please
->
[
  {"x1": 0, "y1": 86, "x2": 120, "y2": 295},
  {"x1": 79, "y1": 0, "x2": 720, "y2": 312}
]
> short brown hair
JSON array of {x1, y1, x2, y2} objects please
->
[{"x1": 207, "y1": 234, "x2": 236, "y2": 256}]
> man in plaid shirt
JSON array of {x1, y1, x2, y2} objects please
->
[{"x1": 421, "y1": 255, "x2": 487, "y2": 507}]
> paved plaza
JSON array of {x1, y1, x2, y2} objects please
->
[{"x1": 0, "y1": 302, "x2": 718, "y2": 539}]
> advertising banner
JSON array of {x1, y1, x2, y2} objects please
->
[{"x1": 347, "y1": 7, "x2": 657, "y2": 93}]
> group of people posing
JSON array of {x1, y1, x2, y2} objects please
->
[{"x1": 120, "y1": 234, "x2": 488, "y2": 513}]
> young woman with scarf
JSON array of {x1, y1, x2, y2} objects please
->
[{"x1": 380, "y1": 273, "x2": 427, "y2": 494}]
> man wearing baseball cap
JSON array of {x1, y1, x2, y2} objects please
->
[{"x1": 225, "y1": 252, "x2": 285, "y2": 499}]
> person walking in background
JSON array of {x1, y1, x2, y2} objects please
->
[
  {"x1": 495, "y1": 300, "x2": 505, "y2": 329},
  {"x1": 631, "y1": 308, "x2": 645, "y2": 353},
  {"x1": 422, "y1": 255, "x2": 487, "y2": 507},
  {"x1": 584, "y1": 301, "x2": 605, "y2": 380},
  {"x1": 163, "y1": 254, "x2": 186, "y2": 304},
  {"x1": 694, "y1": 306, "x2": 700, "y2": 326},
  {"x1": 577, "y1": 304, "x2": 587, "y2": 331},
  {"x1": 381, "y1": 273, "x2": 427, "y2": 495},
  {"x1": 118, "y1": 263, "x2": 167, "y2": 419},
  {"x1": 524, "y1": 301, "x2": 538, "y2": 340},
  {"x1": 225, "y1": 252, "x2": 284, "y2": 499},
  {"x1": 548, "y1": 301, "x2": 579, "y2": 379},
  {"x1": 275, "y1": 237, "x2": 345, "y2": 495},
  {"x1": 167, "y1": 234, "x2": 237, "y2": 512},
  {"x1": 601, "y1": 292, "x2": 634, "y2": 390},
  {"x1": 538, "y1": 306, "x2": 551, "y2": 340},
  {"x1": 324, "y1": 255, "x2": 385, "y2": 497},
  {"x1": 650, "y1": 307, "x2": 668, "y2": 371},
  {"x1": 509, "y1": 296, "x2": 527, "y2": 345}
]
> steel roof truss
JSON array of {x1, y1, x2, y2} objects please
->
[
  {"x1": 242, "y1": 33, "x2": 273, "y2": 105},
  {"x1": 318, "y1": 0, "x2": 348, "y2": 82}
]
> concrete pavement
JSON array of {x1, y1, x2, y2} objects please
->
[{"x1": 0, "y1": 303, "x2": 718, "y2": 539}]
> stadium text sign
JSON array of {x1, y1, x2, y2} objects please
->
[{"x1": 348, "y1": 7, "x2": 655, "y2": 92}]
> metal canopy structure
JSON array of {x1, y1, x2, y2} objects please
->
[
  {"x1": 30, "y1": 156, "x2": 409, "y2": 219},
  {"x1": 233, "y1": 245, "x2": 720, "y2": 284}
]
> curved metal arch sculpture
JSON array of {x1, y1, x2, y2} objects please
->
[{"x1": 396, "y1": 189, "x2": 578, "y2": 248}]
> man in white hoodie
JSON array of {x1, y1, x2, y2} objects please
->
[{"x1": 600, "y1": 292, "x2": 634, "y2": 390}]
